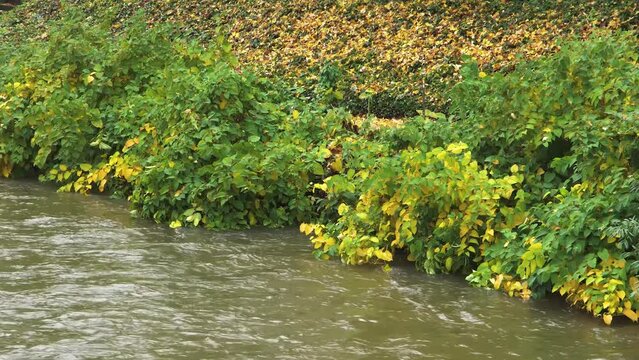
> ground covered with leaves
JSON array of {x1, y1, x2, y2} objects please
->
[
  {"x1": 2, "y1": 2, "x2": 639, "y2": 325},
  {"x1": 1, "y1": 0, "x2": 638, "y2": 117}
]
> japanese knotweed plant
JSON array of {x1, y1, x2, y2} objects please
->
[
  {"x1": 450, "y1": 32, "x2": 639, "y2": 193},
  {"x1": 485, "y1": 174, "x2": 639, "y2": 325},
  {"x1": 302, "y1": 142, "x2": 527, "y2": 274},
  {"x1": 450, "y1": 33, "x2": 639, "y2": 324},
  {"x1": 0, "y1": 10, "x2": 344, "y2": 229}
]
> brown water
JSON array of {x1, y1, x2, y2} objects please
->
[{"x1": 0, "y1": 179, "x2": 637, "y2": 359}]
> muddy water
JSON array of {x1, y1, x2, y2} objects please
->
[{"x1": 0, "y1": 180, "x2": 637, "y2": 359}]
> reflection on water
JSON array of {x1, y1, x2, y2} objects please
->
[{"x1": 0, "y1": 179, "x2": 637, "y2": 359}]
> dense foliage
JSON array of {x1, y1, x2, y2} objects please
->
[
  {"x1": 303, "y1": 34, "x2": 639, "y2": 324},
  {"x1": 0, "y1": 12, "x2": 358, "y2": 229},
  {"x1": 1, "y1": 0, "x2": 637, "y2": 117},
  {"x1": 2, "y1": 4, "x2": 639, "y2": 325}
]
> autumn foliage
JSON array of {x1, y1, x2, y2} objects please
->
[{"x1": 2, "y1": 0, "x2": 638, "y2": 116}]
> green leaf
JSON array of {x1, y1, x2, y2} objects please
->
[
  {"x1": 192, "y1": 213, "x2": 202, "y2": 226},
  {"x1": 310, "y1": 162, "x2": 324, "y2": 176},
  {"x1": 445, "y1": 257, "x2": 453, "y2": 272},
  {"x1": 183, "y1": 208, "x2": 195, "y2": 217},
  {"x1": 91, "y1": 118, "x2": 103, "y2": 128}
]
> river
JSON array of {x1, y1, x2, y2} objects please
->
[{"x1": 0, "y1": 179, "x2": 637, "y2": 359}]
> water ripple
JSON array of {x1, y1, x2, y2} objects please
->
[{"x1": 1, "y1": 179, "x2": 638, "y2": 359}]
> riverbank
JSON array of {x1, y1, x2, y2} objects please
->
[{"x1": 2, "y1": 4, "x2": 639, "y2": 325}]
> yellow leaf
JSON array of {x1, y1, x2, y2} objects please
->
[
  {"x1": 219, "y1": 98, "x2": 228, "y2": 110},
  {"x1": 292, "y1": 109, "x2": 300, "y2": 120},
  {"x1": 99, "y1": 179, "x2": 107, "y2": 192},
  {"x1": 484, "y1": 228, "x2": 495, "y2": 240},
  {"x1": 623, "y1": 308, "x2": 638, "y2": 322},
  {"x1": 529, "y1": 242, "x2": 542, "y2": 251},
  {"x1": 331, "y1": 156, "x2": 343, "y2": 172},
  {"x1": 459, "y1": 224, "x2": 470, "y2": 237},
  {"x1": 121, "y1": 167, "x2": 133, "y2": 181},
  {"x1": 446, "y1": 142, "x2": 468, "y2": 155},
  {"x1": 374, "y1": 249, "x2": 393, "y2": 262},
  {"x1": 603, "y1": 314, "x2": 613, "y2": 326},
  {"x1": 510, "y1": 164, "x2": 519, "y2": 173},
  {"x1": 479, "y1": 71, "x2": 487, "y2": 78},
  {"x1": 123, "y1": 137, "x2": 139, "y2": 151},
  {"x1": 96, "y1": 169, "x2": 108, "y2": 181},
  {"x1": 313, "y1": 183, "x2": 328, "y2": 192},
  {"x1": 1, "y1": 165, "x2": 10, "y2": 178}
]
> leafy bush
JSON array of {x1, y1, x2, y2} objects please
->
[
  {"x1": 450, "y1": 33, "x2": 639, "y2": 187},
  {"x1": 0, "y1": 11, "x2": 355, "y2": 229},
  {"x1": 303, "y1": 143, "x2": 526, "y2": 271},
  {"x1": 302, "y1": 33, "x2": 639, "y2": 324}
]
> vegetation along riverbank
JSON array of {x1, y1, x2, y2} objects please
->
[{"x1": 1, "y1": 1, "x2": 639, "y2": 325}]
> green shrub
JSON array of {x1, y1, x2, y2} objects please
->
[
  {"x1": 450, "y1": 33, "x2": 639, "y2": 188},
  {"x1": 303, "y1": 143, "x2": 526, "y2": 271},
  {"x1": 0, "y1": 10, "x2": 354, "y2": 229},
  {"x1": 303, "y1": 33, "x2": 639, "y2": 324}
]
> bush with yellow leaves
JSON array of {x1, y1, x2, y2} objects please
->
[{"x1": 302, "y1": 143, "x2": 527, "y2": 273}]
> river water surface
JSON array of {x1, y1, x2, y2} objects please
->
[{"x1": 1, "y1": 180, "x2": 637, "y2": 359}]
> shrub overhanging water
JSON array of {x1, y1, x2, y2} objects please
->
[{"x1": 1, "y1": 11, "x2": 639, "y2": 325}]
